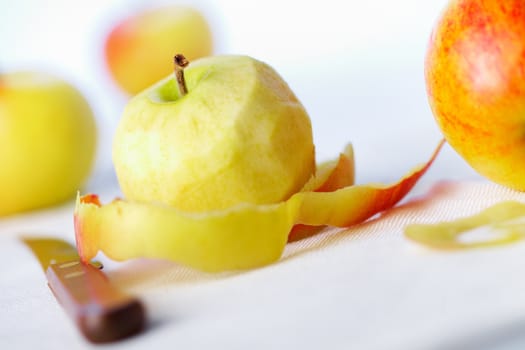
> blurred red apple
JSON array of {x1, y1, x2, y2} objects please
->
[
  {"x1": 425, "y1": 0, "x2": 525, "y2": 190},
  {"x1": 104, "y1": 5, "x2": 213, "y2": 95}
]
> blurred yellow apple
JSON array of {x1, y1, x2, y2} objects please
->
[
  {"x1": 0, "y1": 72, "x2": 97, "y2": 216},
  {"x1": 104, "y1": 5, "x2": 213, "y2": 95}
]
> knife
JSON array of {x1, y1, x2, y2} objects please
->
[{"x1": 22, "y1": 237, "x2": 146, "y2": 343}]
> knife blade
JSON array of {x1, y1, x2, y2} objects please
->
[{"x1": 22, "y1": 237, "x2": 146, "y2": 343}]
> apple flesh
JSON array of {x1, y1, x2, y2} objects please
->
[
  {"x1": 104, "y1": 5, "x2": 213, "y2": 95},
  {"x1": 112, "y1": 55, "x2": 315, "y2": 212},
  {"x1": 0, "y1": 72, "x2": 97, "y2": 216},
  {"x1": 425, "y1": 0, "x2": 525, "y2": 190}
]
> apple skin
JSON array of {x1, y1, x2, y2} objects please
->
[
  {"x1": 112, "y1": 55, "x2": 315, "y2": 212},
  {"x1": 105, "y1": 5, "x2": 213, "y2": 95},
  {"x1": 425, "y1": 0, "x2": 525, "y2": 190},
  {"x1": 0, "y1": 72, "x2": 97, "y2": 216}
]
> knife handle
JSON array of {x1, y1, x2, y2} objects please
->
[{"x1": 46, "y1": 260, "x2": 145, "y2": 343}]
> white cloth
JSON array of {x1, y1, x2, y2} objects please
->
[{"x1": 3, "y1": 180, "x2": 525, "y2": 350}]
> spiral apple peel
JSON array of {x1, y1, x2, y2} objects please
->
[{"x1": 75, "y1": 141, "x2": 443, "y2": 272}]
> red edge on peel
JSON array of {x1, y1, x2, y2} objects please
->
[
  {"x1": 288, "y1": 139, "x2": 445, "y2": 241},
  {"x1": 74, "y1": 194, "x2": 101, "y2": 262},
  {"x1": 344, "y1": 138, "x2": 445, "y2": 227},
  {"x1": 81, "y1": 194, "x2": 102, "y2": 206},
  {"x1": 315, "y1": 152, "x2": 354, "y2": 193},
  {"x1": 353, "y1": 138, "x2": 445, "y2": 225}
]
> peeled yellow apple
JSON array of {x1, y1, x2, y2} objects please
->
[
  {"x1": 104, "y1": 5, "x2": 213, "y2": 95},
  {"x1": 112, "y1": 55, "x2": 315, "y2": 212},
  {"x1": 0, "y1": 72, "x2": 97, "y2": 216}
]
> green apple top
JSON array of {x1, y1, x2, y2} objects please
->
[
  {"x1": 0, "y1": 72, "x2": 97, "y2": 216},
  {"x1": 112, "y1": 55, "x2": 315, "y2": 212}
]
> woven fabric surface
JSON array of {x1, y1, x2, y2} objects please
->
[{"x1": 2, "y1": 180, "x2": 525, "y2": 350}]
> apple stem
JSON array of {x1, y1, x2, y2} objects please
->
[{"x1": 174, "y1": 54, "x2": 189, "y2": 96}]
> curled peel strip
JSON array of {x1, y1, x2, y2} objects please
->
[
  {"x1": 75, "y1": 140, "x2": 444, "y2": 272},
  {"x1": 75, "y1": 194, "x2": 301, "y2": 272},
  {"x1": 295, "y1": 140, "x2": 444, "y2": 227},
  {"x1": 405, "y1": 200, "x2": 525, "y2": 249}
]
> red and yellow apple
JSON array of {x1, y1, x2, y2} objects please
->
[
  {"x1": 0, "y1": 72, "x2": 97, "y2": 216},
  {"x1": 425, "y1": 0, "x2": 525, "y2": 190},
  {"x1": 104, "y1": 5, "x2": 213, "y2": 95}
]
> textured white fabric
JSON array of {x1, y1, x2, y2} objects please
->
[{"x1": 3, "y1": 180, "x2": 525, "y2": 350}]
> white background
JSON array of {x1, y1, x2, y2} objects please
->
[{"x1": 0, "y1": 0, "x2": 482, "y2": 191}]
